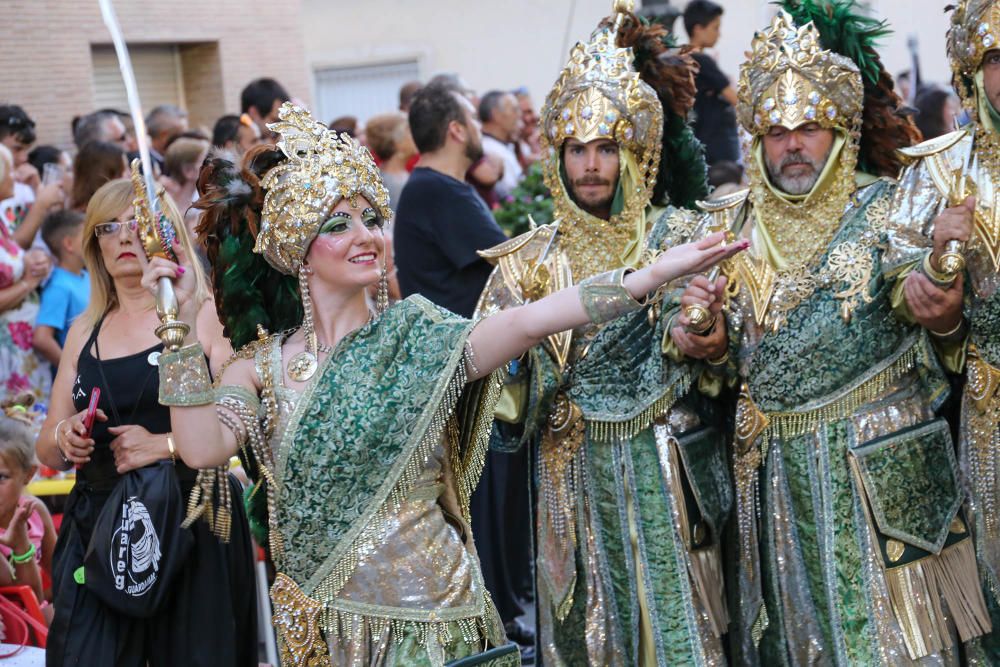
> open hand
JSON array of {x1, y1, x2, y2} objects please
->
[
  {"x1": 653, "y1": 232, "x2": 748, "y2": 284},
  {"x1": 0, "y1": 498, "x2": 38, "y2": 553}
]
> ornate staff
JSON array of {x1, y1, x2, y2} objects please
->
[
  {"x1": 684, "y1": 205, "x2": 747, "y2": 334},
  {"x1": 98, "y1": 0, "x2": 189, "y2": 351}
]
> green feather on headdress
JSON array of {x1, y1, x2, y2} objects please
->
[{"x1": 779, "y1": 0, "x2": 890, "y2": 85}]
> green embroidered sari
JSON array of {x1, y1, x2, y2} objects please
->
[{"x1": 223, "y1": 295, "x2": 510, "y2": 667}]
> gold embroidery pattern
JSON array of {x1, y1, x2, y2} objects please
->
[
  {"x1": 970, "y1": 129, "x2": 1000, "y2": 272},
  {"x1": 737, "y1": 189, "x2": 891, "y2": 332},
  {"x1": 271, "y1": 573, "x2": 333, "y2": 667},
  {"x1": 539, "y1": 393, "x2": 586, "y2": 620}
]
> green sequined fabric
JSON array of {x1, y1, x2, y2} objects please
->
[
  {"x1": 275, "y1": 296, "x2": 472, "y2": 587},
  {"x1": 851, "y1": 419, "x2": 962, "y2": 552}
]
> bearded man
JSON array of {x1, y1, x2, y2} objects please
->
[
  {"x1": 475, "y1": 2, "x2": 733, "y2": 664},
  {"x1": 674, "y1": 4, "x2": 995, "y2": 663}
]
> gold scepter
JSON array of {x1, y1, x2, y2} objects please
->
[
  {"x1": 684, "y1": 204, "x2": 748, "y2": 334},
  {"x1": 129, "y1": 162, "x2": 189, "y2": 351},
  {"x1": 938, "y1": 163, "x2": 976, "y2": 277}
]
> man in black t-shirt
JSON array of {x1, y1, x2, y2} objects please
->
[
  {"x1": 684, "y1": 0, "x2": 741, "y2": 165},
  {"x1": 394, "y1": 82, "x2": 507, "y2": 318}
]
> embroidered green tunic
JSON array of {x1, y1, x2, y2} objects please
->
[
  {"x1": 710, "y1": 178, "x2": 993, "y2": 665},
  {"x1": 476, "y1": 207, "x2": 731, "y2": 666}
]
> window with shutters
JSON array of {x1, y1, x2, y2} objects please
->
[
  {"x1": 313, "y1": 60, "x2": 419, "y2": 126},
  {"x1": 91, "y1": 44, "x2": 185, "y2": 112}
]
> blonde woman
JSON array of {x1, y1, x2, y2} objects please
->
[{"x1": 35, "y1": 179, "x2": 256, "y2": 666}]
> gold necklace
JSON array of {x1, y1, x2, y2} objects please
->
[
  {"x1": 553, "y1": 199, "x2": 643, "y2": 280},
  {"x1": 736, "y1": 146, "x2": 890, "y2": 332},
  {"x1": 748, "y1": 144, "x2": 859, "y2": 271}
]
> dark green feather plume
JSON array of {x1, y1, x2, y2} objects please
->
[
  {"x1": 779, "y1": 0, "x2": 890, "y2": 85},
  {"x1": 617, "y1": 13, "x2": 709, "y2": 207}
]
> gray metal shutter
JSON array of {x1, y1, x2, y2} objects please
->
[{"x1": 91, "y1": 44, "x2": 185, "y2": 112}]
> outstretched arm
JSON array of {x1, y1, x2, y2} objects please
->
[{"x1": 466, "y1": 232, "x2": 746, "y2": 380}]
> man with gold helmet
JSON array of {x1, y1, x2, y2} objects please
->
[
  {"x1": 674, "y1": 1, "x2": 997, "y2": 662},
  {"x1": 474, "y1": 2, "x2": 734, "y2": 665},
  {"x1": 890, "y1": 0, "x2": 1000, "y2": 659}
]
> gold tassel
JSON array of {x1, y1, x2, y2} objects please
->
[
  {"x1": 885, "y1": 538, "x2": 992, "y2": 660},
  {"x1": 586, "y1": 379, "x2": 687, "y2": 444}
]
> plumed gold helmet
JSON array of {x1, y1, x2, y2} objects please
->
[
  {"x1": 539, "y1": 5, "x2": 664, "y2": 214},
  {"x1": 255, "y1": 103, "x2": 391, "y2": 276},
  {"x1": 738, "y1": 10, "x2": 864, "y2": 137},
  {"x1": 948, "y1": 0, "x2": 1000, "y2": 107}
]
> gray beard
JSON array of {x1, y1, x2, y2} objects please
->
[{"x1": 765, "y1": 146, "x2": 834, "y2": 196}]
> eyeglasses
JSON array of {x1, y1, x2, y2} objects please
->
[{"x1": 94, "y1": 219, "x2": 138, "y2": 238}]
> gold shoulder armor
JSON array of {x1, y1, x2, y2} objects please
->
[
  {"x1": 897, "y1": 128, "x2": 970, "y2": 163},
  {"x1": 697, "y1": 188, "x2": 750, "y2": 213},
  {"x1": 477, "y1": 224, "x2": 557, "y2": 265}
]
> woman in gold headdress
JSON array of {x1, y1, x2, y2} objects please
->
[{"x1": 136, "y1": 102, "x2": 744, "y2": 666}]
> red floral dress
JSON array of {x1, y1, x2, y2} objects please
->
[{"x1": 0, "y1": 221, "x2": 51, "y2": 405}]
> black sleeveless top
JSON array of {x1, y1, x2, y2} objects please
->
[{"x1": 72, "y1": 314, "x2": 195, "y2": 492}]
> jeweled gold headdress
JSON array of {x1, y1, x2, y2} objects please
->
[
  {"x1": 537, "y1": 1, "x2": 664, "y2": 278},
  {"x1": 540, "y1": 1, "x2": 663, "y2": 198},
  {"x1": 949, "y1": 0, "x2": 1000, "y2": 78},
  {"x1": 948, "y1": 0, "x2": 1000, "y2": 109},
  {"x1": 256, "y1": 103, "x2": 391, "y2": 276},
  {"x1": 738, "y1": 10, "x2": 863, "y2": 136}
]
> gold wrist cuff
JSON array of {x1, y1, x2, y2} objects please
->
[
  {"x1": 579, "y1": 268, "x2": 645, "y2": 324},
  {"x1": 922, "y1": 251, "x2": 957, "y2": 289},
  {"x1": 706, "y1": 349, "x2": 730, "y2": 367},
  {"x1": 158, "y1": 343, "x2": 214, "y2": 406},
  {"x1": 930, "y1": 318, "x2": 966, "y2": 339}
]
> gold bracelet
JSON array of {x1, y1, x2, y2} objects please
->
[
  {"x1": 930, "y1": 318, "x2": 965, "y2": 339},
  {"x1": 921, "y1": 251, "x2": 957, "y2": 289},
  {"x1": 166, "y1": 434, "x2": 177, "y2": 464},
  {"x1": 706, "y1": 349, "x2": 730, "y2": 367},
  {"x1": 158, "y1": 343, "x2": 214, "y2": 406},
  {"x1": 578, "y1": 268, "x2": 646, "y2": 324}
]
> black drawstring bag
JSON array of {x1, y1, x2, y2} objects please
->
[{"x1": 82, "y1": 461, "x2": 194, "y2": 618}]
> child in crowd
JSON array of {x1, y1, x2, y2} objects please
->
[
  {"x1": 33, "y1": 210, "x2": 88, "y2": 367},
  {"x1": 0, "y1": 402, "x2": 56, "y2": 610}
]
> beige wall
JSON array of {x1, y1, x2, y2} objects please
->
[
  {"x1": 300, "y1": 0, "x2": 953, "y2": 120},
  {"x1": 711, "y1": 1, "x2": 951, "y2": 93},
  {"x1": 301, "y1": 0, "x2": 618, "y2": 114},
  {"x1": 0, "y1": 0, "x2": 312, "y2": 149}
]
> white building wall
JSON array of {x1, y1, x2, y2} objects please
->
[{"x1": 300, "y1": 0, "x2": 955, "y2": 121}]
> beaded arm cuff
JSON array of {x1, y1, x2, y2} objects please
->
[
  {"x1": 158, "y1": 343, "x2": 214, "y2": 407},
  {"x1": 578, "y1": 268, "x2": 646, "y2": 324}
]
